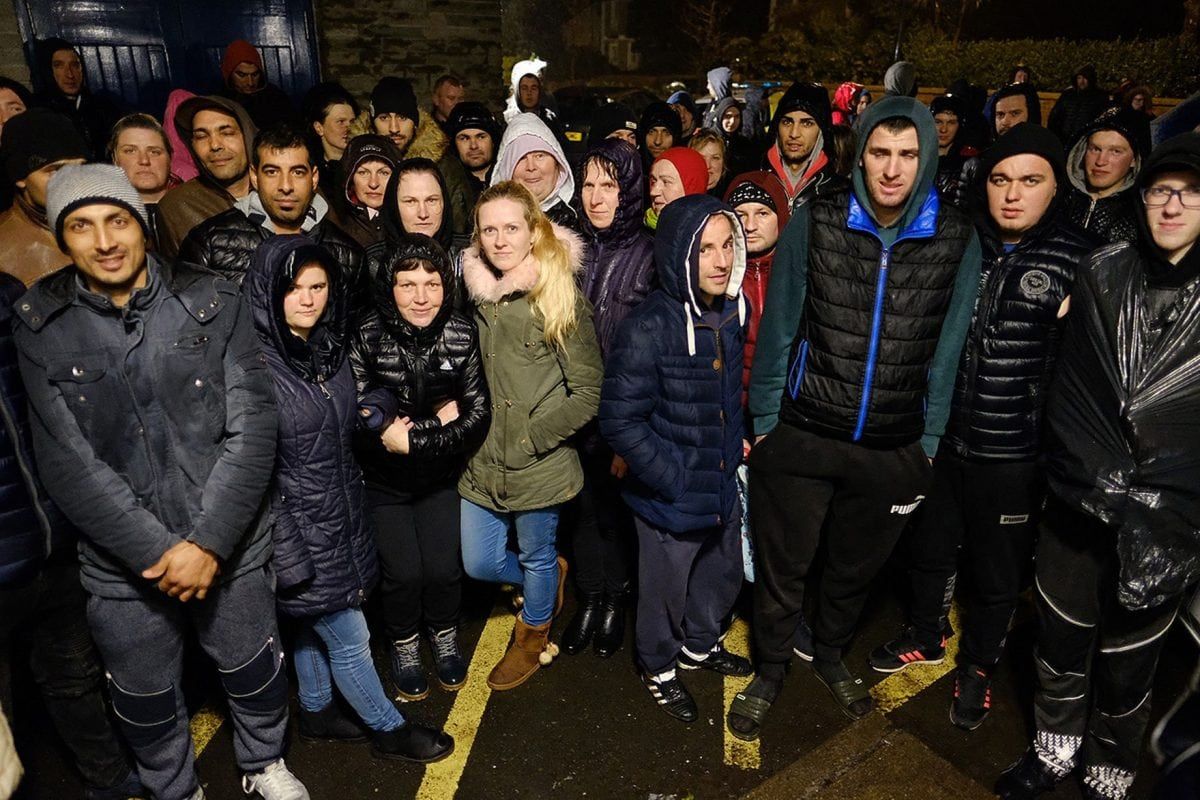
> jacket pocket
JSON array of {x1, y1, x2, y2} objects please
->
[
  {"x1": 47, "y1": 358, "x2": 108, "y2": 435},
  {"x1": 501, "y1": 401, "x2": 537, "y2": 470},
  {"x1": 787, "y1": 340, "x2": 810, "y2": 400}
]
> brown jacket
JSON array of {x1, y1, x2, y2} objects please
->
[
  {"x1": 0, "y1": 197, "x2": 69, "y2": 287},
  {"x1": 155, "y1": 178, "x2": 234, "y2": 259}
]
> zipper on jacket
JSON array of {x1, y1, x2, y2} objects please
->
[
  {"x1": 317, "y1": 377, "x2": 366, "y2": 597},
  {"x1": 1083, "y1": 196, "x2": 1097, "y2": 229},
  {"x1": 853, "y1": 248, "x2": 891, "y2": 441}
]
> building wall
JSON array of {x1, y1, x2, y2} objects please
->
[
  {"x1": 313, "y1": 0, "x2": 505, "y2": 113},
  {"x1": 0, "y1": 1, "x2": 30, "y2": 83}
]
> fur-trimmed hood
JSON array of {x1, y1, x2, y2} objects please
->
[
  {"x1": 349, "y1": 107, "x2": 448, "y2": 163},
  {"x1": 461, "y1": 223, "x2": 584, "y2": 304}
]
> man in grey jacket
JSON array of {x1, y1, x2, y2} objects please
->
[{"x1": 12, "y1": 164, "x2": 306, "y2": 800}]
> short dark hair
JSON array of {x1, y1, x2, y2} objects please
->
[
  {"x1": 302, "y1": 81, "x2": 360, "y2": 126},
  {"x1": 252, "y1": 123, "x2": 314, "y2": 168},
  {"x1": 582, "y1": 154, "x2": 619, "y2": 183},
  {"x1": 394, "y1": 256, "x2": 441, "y2": 276},
  {"x1": 108, "y1": 113, "x2": 172, "y2": 161},
  {"x1": 433, "y1": 74, "x2": 464, "y2": 91},
  {"x1": 875, "y1": 116, "x2": 918, "y2": 136}
]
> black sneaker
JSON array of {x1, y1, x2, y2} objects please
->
[
  {"x1": 994, "y1": 748, "x2": 1063, "y2": 799},
  {"x1": 868, "y1": 628, "x2": 946, "y2": 673},
  {"x1": 950, "y1": 664, "x2": 992, "y2": 731},
  {"x1": 428, "y1": 627, "x2": 467, "y2": 691},
  {"x1": 678, "y1": 644, "x2": 753, "y2": 676},
  {"x1": 390, "y1": 634, "x2": 429, "y2": 701},
  {"x1": 642, "y1": 672, "x2": 698, "y2": 723},
  {"x1": 793, "y1": 616, "x2": 814, "y2": 662}
]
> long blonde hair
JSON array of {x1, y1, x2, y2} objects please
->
[{"x1": 474, "y1": 181, "x2": 579, "y2": 352}]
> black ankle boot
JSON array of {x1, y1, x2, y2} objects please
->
[
  {"x1": 593, "y1": 590, "x2": 627, "y2": 658},
  {"x1": 371, "y1": 723, "x2": 455, "y2": 764},
  {"x1": 298, "y1": 703, "x2": 368, "y2": 743},
  {"x1": 563, "y1": 592, "x2": 602, "y2": 655}
]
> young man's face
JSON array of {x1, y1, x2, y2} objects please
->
[
  {"x1": 607, "y1": 128, "x2": 637, "y2": 148},
  {"x1": 648, "y1": 159, "x2": 684, "y2": 214},
  {"x1": 721, "y1": 106, "x2": 742, "y2": 135},
  {"x1": 250, "y1": 145, "x2": 318, "y2": 233},
  {"x1": 191, "y1": 109, "x2": 249, "y2": 186},
  {"x1": 933, "y1": 112, "x2": 960, "y2": 149},
  {"x1": 736, "y1": 201, "x2": 780, "y2": 255},
  {"x1": 432, "y1": 82, "x2": 464, "y2": 121},
  {"x1": 672, "y1": 102, "x2": 695, "y2": 133},
  {"x1": 373, "y1": 113, "x2": 415, "y2": 153},
  {"x1": 581, "y1": 160, "x2": 620, "y2": 231},
  {"x1": 230, "y1": 61, "x2": 262, "y2": 95},
  {"x1": 313, "y1": 103, "x2": 356, "y2": 156},
  {"x1": 52, "y1": 48, "x2": 83, "y2": 97},
  {"x1": 697, "y1": 213, "x2": 734, "y2": 302},
  {"x1": 644, "y1": 126, "x2": 673, "y2": 158},
  {"x1": 113, "y1": 128, "x2": 172, "y2": 196},
  {"x1": 17, "y1": 158, "x2": 86, "y2": 209},
  {"x1": 861, "y1": 124, "x2": 920, "y2": 224},
  {"x1": 994, "y1": 95, "x2": 1030, "y2": 136},
  {"x1": 986, "y1": 153, "x2": 1057, "y2": 243},
  {"x1": 518, "y1": 75, "x2": 540, "y2": 109},
  {"x1": 0, "y1": 88, "x2": 27, "y2": 136},
  {"x1": 1084, "y1": 130, "x2": 1135, "y2": 194},
  {"x1": 454, "y1": 129, "x2": 494, "y2": 171},
  {"x1": 776, "y1": 111, "x2": 820, "y2": 167},
  {"x1": 62, "y1": 203, "x2": 147, "y2": 298},
  {"x1": 1143, "y1": 170, "x2": 1200, "y2": 264}
]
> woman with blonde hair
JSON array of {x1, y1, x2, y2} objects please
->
[
  {"x1": 459, "y1": 180, "x2": 603, "y2": 690},
  {"x1": 689, "y1": 129, "x2": 729, "y2": 195}
]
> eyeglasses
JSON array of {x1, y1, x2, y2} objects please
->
[{"x1": 1142, "y1": 186, "x2": 1200, "y2": 209}]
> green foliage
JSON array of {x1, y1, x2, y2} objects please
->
[{"x1": 727, "y1": 25, "x2": 1200, "y2": 97}]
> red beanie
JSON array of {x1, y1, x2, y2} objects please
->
[
  {"x1": 655, "y1": 147, "x2": 709, "y2": 196},
  {"x1": 221, "y1": 40, "x2": 263, "y2": 82}
]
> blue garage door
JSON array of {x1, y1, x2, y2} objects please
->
[{"x1": 13, "y1": 0, "x2": 320, "y2": 113}]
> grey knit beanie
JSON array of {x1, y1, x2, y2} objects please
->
[{"x1": 46, "y1": 164, "x2": 150, "y2": 250}]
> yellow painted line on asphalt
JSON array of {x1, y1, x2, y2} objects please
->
[
  {"x1": 416, "y1": 602, "x2": 514, "y2": 800},
  {"x1": 871, "y1": 602, "x2": 962, "y2": 714},
  {"x1": 723, "y1": 617, "x2": 761, "y2": 770},
  {"x1": 191, "y1": 705, "x2": 223, "y2": 757}
]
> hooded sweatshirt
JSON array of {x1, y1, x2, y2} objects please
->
[
  {"x1": 701, "y1": 67, "x2": 734, "y2": 130},
  {"x1": 750, "y1": 96, "x2": 982, "y2": 456},
  {"x1": 1047, "y1": 64, "x2": 1111, "y2": 147},
  {"x1": 216, "y1": 40, "x2": 294, "y2": 130},
  {"x1": 599, "y1": 194, "x2": 747, "y2": 533},
  {"x1": 1063, "y1": 106, "x2": 1150, "y2": 244},
  {"x1": 638, "y1": 101, "x2": 684, "y2": 169},
  {"x1": 31, "y1": 38, "x2": 125, "y2": 160},
  {"x1": 884, "y1": 61, "x2": 917, "y2": 98},
  {"x1": 156, "y1": 94, "x2": 258, "y2": 258},
  {"x1": 331, "y1": 134, "x2": 401, "y2": 249},
  {"x1": 491, "y1": 112, "x2": 579, "y2": 230},
  {"x1": 764, "y1": 82, "x2": 838, "y2": 209}
]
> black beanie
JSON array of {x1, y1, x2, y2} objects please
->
[
  {"x1": 369, "y1": 77, "x2": 418, "y2": 122},
  {"x1": 1137, "y1": 132, "x2": 1200, "y2": 189},
  {"x1": 977, "y1": 122, "x2": 1065, "y2": 185},
  {"x1": 1, "y1": 108, "x2": 89, "y2": 184},
  {"x1": 771, "y1": 82, "x2": 832, "y2": 133},
  {"x1": 587, "y1": 102, "x2": 637, "y2": 149},
  {"x1": 446, "y1": 101, "x2": 500, "y2": 142}
]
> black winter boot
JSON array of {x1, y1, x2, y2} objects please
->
[
  {"x1": 370, "y1": 723, "x2": 455, "y2": 763},
  {"x1": 592, "y1": 590, "x2": 627, "y2": 658},
  {"x1": 562, "y1": 592, "x2": 603, "y2": 655},
  {"x1": 298, "y1": 703, "x2": 368, "y2": 743}
]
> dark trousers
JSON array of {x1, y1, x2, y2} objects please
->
[
  {"x1": 369, "y1": 485, "x2": 462, "y2": 640},
  {"x1": 1031, "y1": 499, "x2": 1181, "y2": 798},
  {"x1": 634, "y1": 511, "x2": 743, "y2": 675},
  {"x1": 907, "y1": 453, "x2": 1043, "y2": 667},
  {"x1": 87, "y1": 567, "x2": 288, "y2": 800},
  {"x1": 0, "y1": 556, "x2": 132, "y2": 794},
  {"x1": 567, "y1": 445, "x2": 633, "y2": 596},
  {"x1": 750, "y1": 424, "x2": 932, "y2": 666}
]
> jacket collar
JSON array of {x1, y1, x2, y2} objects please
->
[{"x1": 847, "y1": 187, "x2": 940, "y2": 242}]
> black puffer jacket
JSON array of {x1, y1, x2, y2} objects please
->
[
  {"x1": 248, "y1": 236, "x2": 377, "y2": 617},
  {"x1": 349, "y1": 235, "x2": 490, "y2": 498},
  {"x1": 178, "y1": 200, "x2": 368, "y2": 310},
  {"x1": 1062, "y1": 107, "x2": 1150, "y2": 245},
  {"x1": 942, "y1": 207, "x2": 1098, "y2": 461},
  {"x1": 578, "y1": 139, "x2": 655, "y2": 360},
  {"x1": 1044, "y1": 133, "x2": 1200, "y2": 610}
]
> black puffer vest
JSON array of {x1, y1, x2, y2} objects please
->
[
  {"x1": 780, "y1": 188, "x2": 972, "y2": 447},
  {"x1": 943, "y1": 214, "x2": 1098, "y2": 461}
]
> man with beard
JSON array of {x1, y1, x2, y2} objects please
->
[
  {"x1": 763, "y1": 82, "x2": 842, "y2": 212},
  {"x1": 157, "y1": 95, "x2": 258, "y2": 259},
  {"x1": 31, "y1": 38, "x2": 124, "y2": 160},
  {"x1": 442, "y1": 102, "x2": 499, "y2": 236},
  {"x1": 993, "y1": 83, "x2": 1044, "y2": 138},
  {"x1": 178, "y1": 124, "x2": 365, "y2": 306},
  {"x1": 1064, "y1": 106, "x2": 1151, "y2": 244}
]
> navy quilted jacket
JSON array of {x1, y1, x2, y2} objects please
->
[
  {"x1": 248, "y1": 236, "x2": 378, "y2": 618},
  {"x1": 599, "y1": 194, "x2": 748, "y2": 533}
]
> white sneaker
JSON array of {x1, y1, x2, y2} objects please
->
[{"x1": 241, "y1": 759, "x2": 310, "y2": 800}]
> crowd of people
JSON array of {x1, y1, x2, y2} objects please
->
[{"x1": 0, "y1": 33, "x2": 1197, "y2": 800}]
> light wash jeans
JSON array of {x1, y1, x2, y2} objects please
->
[{"x1": 460, "y1": 500, "x2": 562, "y2": 625}]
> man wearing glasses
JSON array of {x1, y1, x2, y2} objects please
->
[{"x1": 997, "y1": 132, "x2": 1200, "y2": 800}]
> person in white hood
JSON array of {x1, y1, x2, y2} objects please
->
[{"x1": 491, "y1": 112, "x2": 579, "y2": 230}]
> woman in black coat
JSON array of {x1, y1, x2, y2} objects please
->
[
  {"x1": 349, "y1": 233, "x2": 490, "y2": 701},
  {"x1": 247, "y1": 235, "x2": 452, "y2": 763}
]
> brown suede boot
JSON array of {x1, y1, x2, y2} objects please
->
[
  {"x1": 554, "y1": 555, "x2": 569, "y2": 618},
  {"x1": 487, "y1": 615, "x2": 557, "y2": 691}
]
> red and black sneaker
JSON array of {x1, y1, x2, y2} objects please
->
[
  {"x1": 867, "y1": 628, "x2": 946, "y2": 673},
  {"x1": 950, "y1": 664, "x2": 992, "y2": 731}
]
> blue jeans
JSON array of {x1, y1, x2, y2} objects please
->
[
  {"x1": 461, "y1": 500, "x2": 561, "y2": 625},
  {"x1": 293, "y1": 607, "x2": 405, "y2": 733}
]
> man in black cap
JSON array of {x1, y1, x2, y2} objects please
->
[
  {"x1": 587, "y1": 102, "x2": 638, "y2": 151},
  {"x1": 1064, "y1": 106, "x2": 1151, "y2": 244},
  {"x1": 995, "y1": 131, "x2": 1200, "y2": 800},
  {"x1": 763, "y1": 82, "x2": 841, "y2": 211},
  {"x1": 0, "y1": 108, "x2": 87, "y2": 286},
  {"x1": 869, "y1": 123, "x2": 1099, "y2": 732},
  {"x1": 440, "y1": 101, "x2": 500, "y2": 235},
  {"x1": 369, "y1": 77, "x2": 420, "y2": 156}
]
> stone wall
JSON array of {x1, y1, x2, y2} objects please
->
[
  {"x1": 313, "y1": 0, "x2": 505, "y2": 114},
  {"x1": 0, "y1": 2, "x2": 30, "y2": 83}
]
